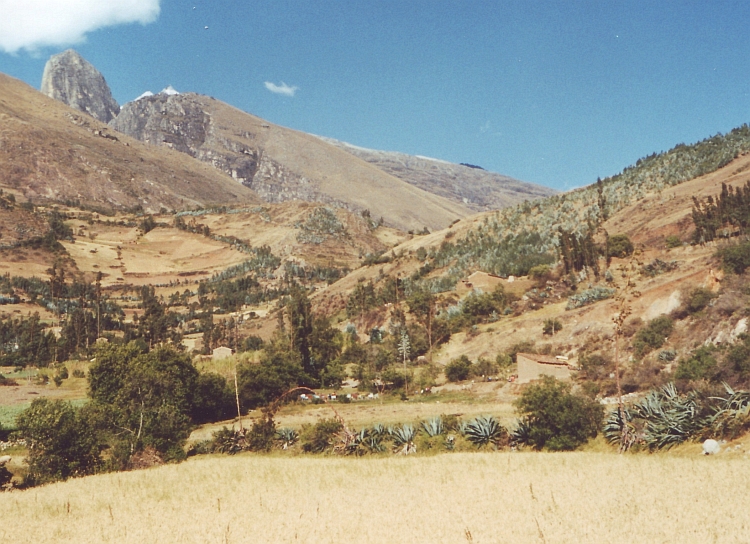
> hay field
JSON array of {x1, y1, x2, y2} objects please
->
[{"x1": 2, "y1": 452, "x2": 748, "y2": 543}]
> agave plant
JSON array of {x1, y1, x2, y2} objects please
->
[
  {"x1": 604, "y1": 382, "x2": 702, "y2": 451},
  {"x1": 421, "y1": 416, "x2": 445, "y2": 437},
  {"x1": 705, "y1": 382, "x2": 750, "y2": 438},
  {"x1": 510, "y1": 419, "x2": 533, "y2": 448},
  {"x1": 455, "y1": 420, "x2": 470, "y2": 437},
  {"x1": 276, "y1": 427, "x2": 299, "y2": 450},
  {"x1": 391, "y1": 424, "x2": 417, "y2": 455},
  {"x1": 370, "y1": 423, "x2": 388, "y2": 438},
  {"x1": 212, "y1": 427, "x2": 247, "y2": 455},
  {"x1": 465, "y1": 416, "x2": 506, "y2": 448}
]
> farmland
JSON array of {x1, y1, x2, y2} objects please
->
[{"x1": 1, "y1": 450, "x2": 747, "y2": 543}]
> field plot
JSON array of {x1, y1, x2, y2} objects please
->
[{"x1": 1, "y1": 452, "x2": 748, "y2": 543}]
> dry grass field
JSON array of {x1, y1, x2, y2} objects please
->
[{"x1": 2, "y1": 451, "x2": 748, "y2": 543}]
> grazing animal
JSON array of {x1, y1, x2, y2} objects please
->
[
  {"x1": 0, "y1": 455, "x2": 11, "y2": 465},
  {"x1": 702, "y1": 439, "x2": 720, "y2": 455}
]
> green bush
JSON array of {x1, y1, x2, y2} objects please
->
[
  {"x1": 16, "y1": 398, "x2": 100, "y2": 485},
  {"x1": 528, "y1": 264, "x2": 552, "y2": 281},
  {"x1": 608, "y1": 234, "x2": 634, "y2": 258},
  {"x1": 578, "y1": 353, "x2": 613, "y2": 381},
  {"x1": 301, "y1": 418, "x2": 343, "y2": 453},
  {"x1": 633, "y1": 316, "x2": 674, "y2": 357},
  {"x1": 513, "y1": 376, "x2": 604, "y2": 451},
  {"x1": 674, "y1": 346, "x2": 717, "y2": 381},
  {"x1": 685, "y1": 287, "x2": 715, "y2": 314},
  {"x1": 717, "y1": 240, "x2": 750, "y2": 274},
  {"x1": 665, "y1": 235, "x2": 682, "y2": 248},
  {"x1": 474, "y1": 357, "x2": 498, "y2": 377},
  {"x1": 444, "y1": 355, "x2": 473, "y2": 382},
  {"x1": 542, "y1": 318, "x2": 562, "y2": 336}
]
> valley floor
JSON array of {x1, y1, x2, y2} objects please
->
[{"x1": 1, "y1": 450, "x2": 748, "y2": 543}]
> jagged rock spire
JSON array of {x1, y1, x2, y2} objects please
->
[{"x1": 41, "y1": 49, "x2": 120, "y2": 123}]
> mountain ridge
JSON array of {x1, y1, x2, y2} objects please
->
[{"x1": 317, "y1": 136, "x2": 557, "y2": 212}]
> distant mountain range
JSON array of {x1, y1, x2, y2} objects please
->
[
  {"x1": 24, "y1": 49, "x2": 556, "y2": 230},
  {"x1": 317, "y1": 137, "x2": 556, "y2": 213}
]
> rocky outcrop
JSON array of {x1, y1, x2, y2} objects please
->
[
  {"x1": 111, "y1": 92, "x2": 473, "y2": 231},
  {"x1": 41, "y1": 49, "x2": 120, "y2": 123}
]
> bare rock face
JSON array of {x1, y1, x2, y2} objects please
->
[
  {"x1": 41, "y1": 49, "x2": 120, "y2": 123},
  {"x1": 111, "y1": 93, "x2": 325, "y2": 204}
]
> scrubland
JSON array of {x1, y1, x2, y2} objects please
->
[{"x1": 2, "y1": 451, "x2": 748, "y2": 543}]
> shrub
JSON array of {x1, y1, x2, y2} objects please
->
[
  {"x1": 717, "y1": 240, "x2": 750, "y2": 274},
  {"x1": 301, "y1": 419, "x2": 343, "y2": 453},
  {"x1": 608, "y1": 234, "x2": 634, "y2": 258},
  {"x1": 665, "y1": 235, "x2": 682, "y2": 248},
  {"x1": 514, "y1": 376, "x2": 604, "y2": 451},
  {"x1": 578, "y1": 353, "x2": 612, "y2": 381},
  {"x1": 444, "y1": 355, "x2": 473, "y2": 382},
  {"x1": 542, "y1": 318, "x2": 562, "y2": 336},
  {"x1": 0, "y1": 374, "x2": 18, "y2": 386},
  {"x1": 528, "y1": 264, "x2": 552, "y2": 281},
  {"x1": 16, "y1": 398, "x2": 100, "y2": 485},
  {"x1": 633, "y1": 316, "x2": 674, "y2": 357},
  {"x1": 685, "y1": 287, "x2": 715, "y2": 314},
  {"x1": 474, "y1": 357, "x2": 498, "y2": 377},
  {"x1": 566, "y1": 287, "x2": 616, "y2": 310},
  {"x1": 674, "y1": 346, "x2": 717, "y2": 381}
]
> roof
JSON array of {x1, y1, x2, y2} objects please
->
[{"x1": 517, "y1": 353, "x2": 569, "y2": 366}]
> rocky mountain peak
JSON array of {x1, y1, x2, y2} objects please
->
[{"x1": 41, "y1": 49, "x2": 120, "y2": 123}]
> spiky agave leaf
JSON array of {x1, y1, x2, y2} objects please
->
[
  {"x1": 455, "y1": 420, "x2": 470, "y2": 436},
  {"x1": 421, "y1": 416, "x2": 444, "y2": 437},
  {"x1": 465, "y1": 416, "x2": 505, "y2": 448},
  {"x1": 391, "y1": 424, "x2": 417, "y2": 455},
  {"x1": 510, "y1": 419, "x2": 533, "y2": 448},
  {"x1": 276, "y1": 427, "x2": 299, "y2": 449}
]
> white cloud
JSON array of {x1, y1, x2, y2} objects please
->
[
  {"x1": 0, "y1": 0, "x2": 161, "y2": 54},
  {"x1": 264, "y1": 81, "x2": 298, "y2": 97}
]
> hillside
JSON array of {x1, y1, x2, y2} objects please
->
[
  {"x1": 319, "y1": 136, "x2": 557, "y2": 212},
  {"x1": 111, "y1": 92, "x2": 474, "y2": 232},
  {"x1": 0, "y1": 73, "x2": 260, "y2": 213},
  {"x1": 309, "y1": 127, "x2": 750, "y2": 375}
]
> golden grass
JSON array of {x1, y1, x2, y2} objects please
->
[{"x1": 2, "y1": 451, "x2": 749, "y2": 543}]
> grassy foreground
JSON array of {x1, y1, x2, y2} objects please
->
[{"x1": 1, "y1": 451, "x2": 748, "y2": 543}]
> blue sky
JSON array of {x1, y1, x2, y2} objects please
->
[{"x1": 2, "y1": 1, "x2": 750, "y2": 191}]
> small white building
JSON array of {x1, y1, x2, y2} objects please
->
[{"x1": 212, "y1": 346, "x2": 233, "y2": 361}]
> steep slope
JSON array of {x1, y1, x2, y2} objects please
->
[
  {"x1": 41, "y1": 49, "x2": 120, "y2": 124},
  {"x1": 318, "y1": 136, "x2": 556, "y2": 212},
  {"x1": 0, "y1": 73, "x2": 259, "y2": 212},
  {"x1": 111, "y1": 92, "x2": 474, "y2": 231}
]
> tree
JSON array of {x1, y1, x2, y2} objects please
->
[
  {"x1": 237, "y1": 346, "x2": 303, "y2": 410},
  {"x1": 514, "y1": 376, "x2": 603, "y2": 451},
  {"x1": 88, "y1": 342, "x2": 200, "y2": 461},
  {"x1": 138, "y1": 286, "x2": 169, "y2": 347},
  {"x1": 286, "y1": 285, "x2": 313, "y2": 377},
  {"x1": 16, "y1": 398, "x2": 100, "y2": 484},
  {"x1": 407, "y1": 289, "x2": 437, "y2": 360},
  {"x1": 445, "y1": 355, "x2": 473, "y2": 382}
]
